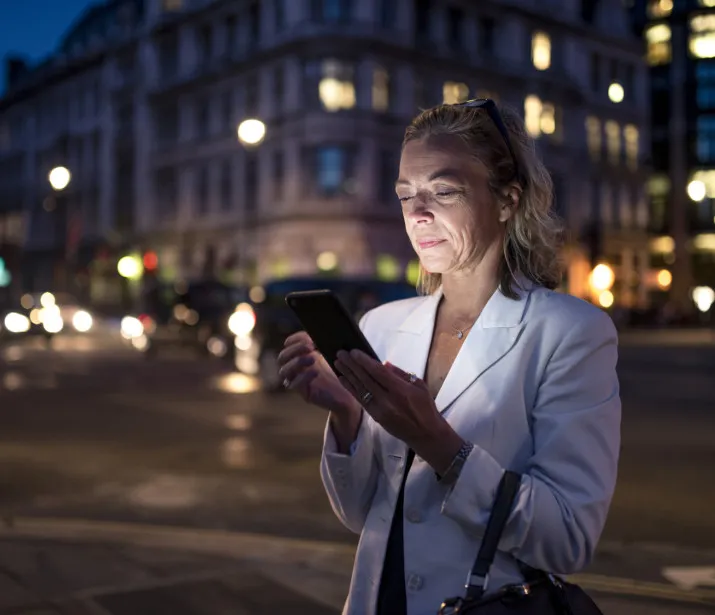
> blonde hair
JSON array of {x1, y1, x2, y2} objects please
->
[{"x1": 402, "y1": 102, "x2": 564, "y2": 299}]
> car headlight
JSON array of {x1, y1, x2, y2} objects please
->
[
  {"x1": 121, "y1": 316, "x2": 144, "y2": 339},
  {"x1": 228, "y1": 303, "x2": 256, "y2": 336},
  {"x1": 41, "y1": 305, "x2": 64, "y2": 333},
  {"x1": 72, "y1": 310, "x2": 93, "y2": 332},
  {"x1": 4, "y1": 312, "x2": 31, "y2": 334}
]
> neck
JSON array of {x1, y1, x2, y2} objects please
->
[{"x1": 439, "y1": 244, "x2": 502, "y2": 318}]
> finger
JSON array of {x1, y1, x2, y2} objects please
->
[
  {"x1": 348, "y1": 350, "x2": 402, "y2": 391},
  {"x1": 278, "y1": 354, "x2": 315, "y2": 383},
  {"x1": 337, "y1": 352, "x2": 389, "y2": 399},
  {"x1": 384, "y1": 362, "x2": 427, "y2": 388},
  {"x1": 277, "y1": 341, "x2": 315, "y2": 367},
  {"x1": 284, "y1": 331, "x2": 315, "y2": 347},
  {"x1": 335, "y1": 357, "x2": 377, "y2": 405}
]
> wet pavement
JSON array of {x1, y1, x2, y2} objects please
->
[{"x1": 0, "y1": 332, "x2": 714, "y2": 613}]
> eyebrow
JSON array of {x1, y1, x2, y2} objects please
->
[{"x1": 395, "y1": 168, "x2": 465, "y2": 187}]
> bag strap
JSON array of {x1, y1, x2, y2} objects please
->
[{"x1": 464, "y1": 470, "x2": 522, "y2": 600}]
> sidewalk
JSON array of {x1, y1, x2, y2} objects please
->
[{"x1": 0, "y1": 517, "x2": 713, "y2": 615}]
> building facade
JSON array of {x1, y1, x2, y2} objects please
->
[
  {"x1": 629, "y1": 0, "x2": 715, "y2": 312},
  {"x1": 0, "y1": 0, "x2": 649, "y2": 309}
]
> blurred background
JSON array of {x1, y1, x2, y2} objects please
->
[{"x1": 0, "y1": 1, "x2": 713, "y2": 614}]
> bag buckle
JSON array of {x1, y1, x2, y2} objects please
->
[{"x1": 438, "y1": 596, "x2": 464, "y2": 615}]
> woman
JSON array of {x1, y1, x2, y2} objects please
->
[{"x1": 277, "y1": 100, "x2": 620, "y2": 615}]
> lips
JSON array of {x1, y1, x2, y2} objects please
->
[{"x1": 417, "y1": 239, "x2": 446, "y2": 249}]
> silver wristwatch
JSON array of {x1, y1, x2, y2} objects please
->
[{"x1": 438, "y1": 441, "x2": 474, "y2": 485}]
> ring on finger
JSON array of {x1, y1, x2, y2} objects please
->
[
  {"x1": 408, "y1": 372, "x2": 417, "y2": 384},
  {"x1": 282, "y1": 378, "x2": 291, "y2": 388},
  {"x1": 361, "y1": 390, "x2": 374, "y2": 405}
]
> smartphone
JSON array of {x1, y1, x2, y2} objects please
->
[{"x1": 285, "y1": 289, "x2": 380, "y2": 374}]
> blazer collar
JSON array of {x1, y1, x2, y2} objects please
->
[
  {"x1": 389, "y1": 276, "x2": 534, "y2": 413},
  {"x1": 398, "y1": 275, "x2": 533, "y2": 334}
]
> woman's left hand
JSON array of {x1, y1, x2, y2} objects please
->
[{"x1": 334, "y1": 349, "x2": 457, "y2": 458}]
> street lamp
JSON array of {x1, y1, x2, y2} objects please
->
[
  {"x1": 237, "y1": 119, "x2": 266, "y2": 147},
  {"x1": 236, "y1": 119, "x2": 266, "y2": 285},
  {"x1": 48, "y1": 166, "x2": 71, "y2": 191}
]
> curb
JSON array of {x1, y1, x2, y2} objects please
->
[{"x1": 1, "y1": 516, "x2": 714, "y2": 607}]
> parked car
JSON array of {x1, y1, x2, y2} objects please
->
[
  {"x1": 121, "y1": 279, "x2": 251, "y2": 361},
  {"x1": 235, "y1": 276, "x2": 418, "y2": 391},
  {"x1": 1, "y1": 291, "x2": 94, "y2": 342}
]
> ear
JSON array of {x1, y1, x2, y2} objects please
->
[{"x1": 498, "y1": 184, "x2": 521, "y2": 223}]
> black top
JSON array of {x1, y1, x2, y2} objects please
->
[{"x1": 376, "y1": 448, "x2": 416, "y2": 615}]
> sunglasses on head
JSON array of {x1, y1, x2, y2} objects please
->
[{"x1": 454, "y1": 98, "x2": 522, "y2": 185}]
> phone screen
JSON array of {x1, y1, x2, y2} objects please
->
[{"x1": 285, "y1": 290, "x2": 379, "y2": 374}]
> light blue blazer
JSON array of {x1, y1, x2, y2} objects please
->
[{"x1": 320, "y1": 283, "x2": 621, "y2": 615}]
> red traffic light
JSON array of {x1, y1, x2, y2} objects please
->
[{"x1": 143, "y1": 251, "x2": 158, "y2": 271}]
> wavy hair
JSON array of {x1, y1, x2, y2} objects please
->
[{"x1": 402, "y1": 102, "x2": 564, "y2": 299}]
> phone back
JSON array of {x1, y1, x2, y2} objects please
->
[{"x1": 285, "y1": 290, "x2": 379, "y2": 373}]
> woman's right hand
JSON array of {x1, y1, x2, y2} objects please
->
[{"x1": 277, "y1": 331, "x2": 361, "y2": 416}]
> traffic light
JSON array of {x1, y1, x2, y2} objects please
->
[{"x1": 143, "y1": 251, "x2": 158, "y2": 271}]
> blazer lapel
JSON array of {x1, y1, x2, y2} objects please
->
[
  {"x1": 385, "y1": 289, "x2": 443, "y2": 380},
  {"x1": 434, "y1": 283, "x2": 532, "y2": 413}
]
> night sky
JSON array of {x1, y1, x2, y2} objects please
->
[{"x1": 0, "y1": 0, "x2": 94, "y2": 68}]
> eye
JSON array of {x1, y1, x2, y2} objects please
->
[
  {"x1": 436, "y1": 191, "x2": 458, "y2": 198},
  {"x1": 398, "y1": 195, "x2": 413, "y2": 203}
]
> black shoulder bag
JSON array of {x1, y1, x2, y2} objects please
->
[{"x1": 438, "y1": 471, "x2": 604, "y2": 615}]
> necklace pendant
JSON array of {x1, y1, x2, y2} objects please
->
[{"x1": 456, "y1": 330, "x2": 464, "y2": 340}]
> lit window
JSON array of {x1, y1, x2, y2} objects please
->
[
  {"x1": 524, "y1": 95, "x2": 557, "y2": 138},
  {"x1": 690, "y1": 15, "x2": 715, "y2": 59},
  {"x1": 585, "y1": 116, "x2": 602, "y2": 161},
  {"x1": 540, "y1": 103, "x2": 556, "y2": 135},
  {"x1": 647, "y1": 0, "x2": 673, "y2": 18},
  {"x1": 532, "y1": 32, "x2": 551, "y2": 71},
  {"x1": 443, "y1": 81, "x2": 469, "y2": 104},
  {"x1": 698, "y1": 1, "x2": 715, "y2": 9},
  {"x1": 318, "y1": 60, "x2": 355, "y2": 112},
  {"x1": 624, "y1": 124, "x2": 639, "y2": 170},
  {"x1": 525, "y1": 96, "x2": 542, "y2": 137},
  {"x1": 605, "y1": 120, "x2": 621, "y2": 164},
  {"x1": 372, "y1": 67, "x2": 390, "y2": 112},
  {"x1": 645, "y1": 24, "x2": 672, "y2": 65}
]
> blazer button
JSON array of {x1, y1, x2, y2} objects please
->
[
  {"x1": 406, "y1": 573, "x2": 424, "y2": 591},
  {"x1": 405, "y1": 509, "x2": 422, "y2": 523}
]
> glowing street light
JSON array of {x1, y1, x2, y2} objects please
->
[
  {"x1": 687, "y1": 179, "x2": 707, "y2": 202},
  {"x1": 237, "y1": 119, "x2": 266, "y2": 146},
  {"x1": 608, "y1": 82, "x2": 625, "y2": 104},
  {"x1": 589, "y1": 264, "x2": 615, "y2": 292},
  {"x1": 117, "y1": 255, "x2": 144, "y2": 280},
  {"x1": 48, "y1": 166, "x2": 71, "y2": 191},
  {"x1": 692, "y1": 286, "x2": 715, "y2": 313}
]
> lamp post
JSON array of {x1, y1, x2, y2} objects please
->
[
  {"x1": 48, "y1": 166, "x2": 72, "y2": 292},
  {"x1": 236, "y1": 119, "x2": 266, "y2": 285}
]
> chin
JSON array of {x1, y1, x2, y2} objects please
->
[{"x1": 418, "y1": 258, "x2": 450, "y2": 275}]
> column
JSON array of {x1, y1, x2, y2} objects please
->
[{"x1": 669, "y1": 21, "x2": 694, "y2": 313}]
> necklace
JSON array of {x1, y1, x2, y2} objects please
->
[{"x1": 453, "y1": 321, "x2": 476, "y2": 340}]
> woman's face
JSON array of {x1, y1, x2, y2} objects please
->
[{"x1": 396, "y1": 134, "x2": 508, "y2": 276}]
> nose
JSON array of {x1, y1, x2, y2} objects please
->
[{"x1": 405, "y1": 198, "x2": 434, "y2": 224}]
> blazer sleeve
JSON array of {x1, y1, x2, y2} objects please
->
[
  {"x1": 319, "y1": 310, "x2": 381, "y2": 534},
  {"x1": 439, "y1": 309, "x2": 621, "y2": 575}
]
